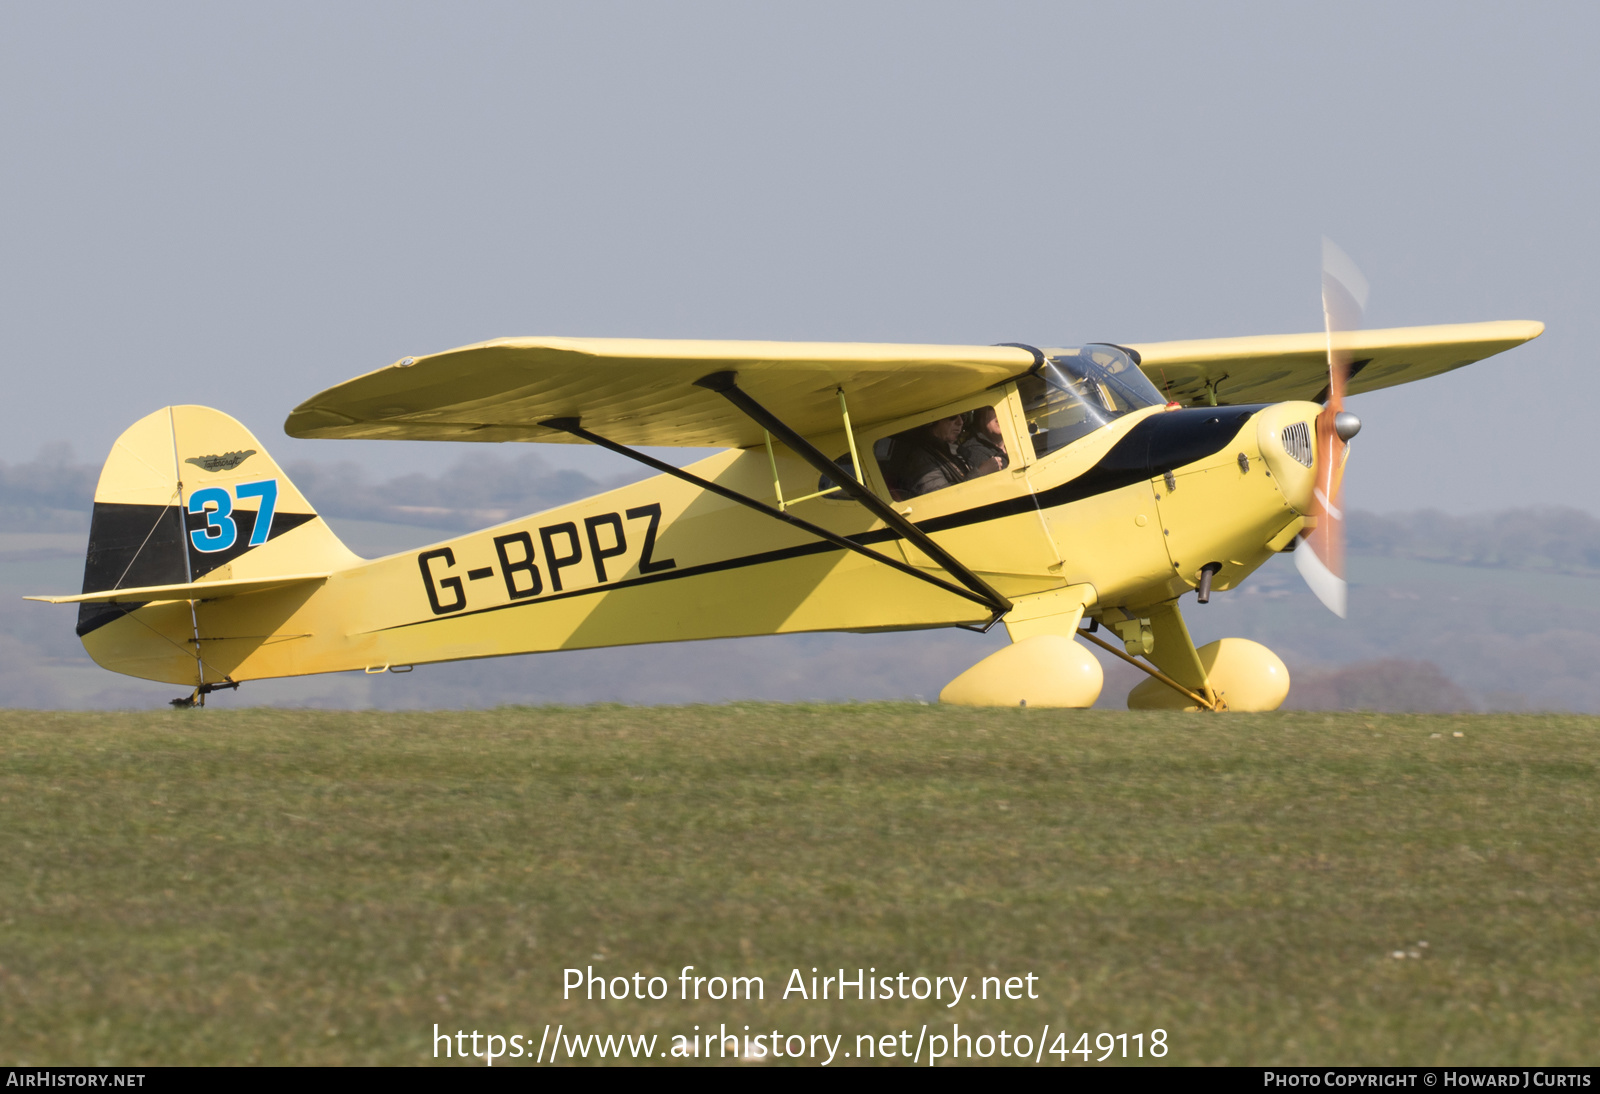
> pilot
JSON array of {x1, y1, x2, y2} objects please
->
[
  {"x1": 958, "y1": 406, "x2": 1007, "y2": 479},
  {"x1": 897, "y1": 415, "x2": 971, "y2": 497}
]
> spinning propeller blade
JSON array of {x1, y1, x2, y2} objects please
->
[{"x1": 1294, "y1": 238, "x2": 1368, "y2": 618}]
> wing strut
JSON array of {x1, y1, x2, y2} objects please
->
[
  {"x1": 538, "y1": 418, "x2": 1004, "y2": 622},
  {"x1": 691, "y1": 371, "x2": 1013, "y2": 618}
]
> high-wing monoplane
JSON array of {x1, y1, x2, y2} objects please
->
[{"x1": 30, "y1": 251, "x2": 1542, "y2": 709}]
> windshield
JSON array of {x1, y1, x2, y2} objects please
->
[{"x1": 1017, "y1": 344, "x2": 1165, "y2": 457}]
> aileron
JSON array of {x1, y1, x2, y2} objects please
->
[{"x1": 1120, "y1": 320, "x2": 1543, "y2": 405}]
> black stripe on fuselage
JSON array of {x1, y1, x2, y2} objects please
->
[
  {"x1": 377, "y1": 406, "x2": 1266, "y2": 634},
  {"x1": 918, "y1": 403, "x2": 1268, "y2": 533}
]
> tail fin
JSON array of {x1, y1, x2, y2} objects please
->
[{"x1": 76, "y1": 406, "x2": 357, "y2": 639}]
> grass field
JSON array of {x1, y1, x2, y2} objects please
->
[{"x1": 2, "y1": 705, "x2": 1596, "y2": 1066}]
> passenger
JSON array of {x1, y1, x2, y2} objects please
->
[
  {"x1": 896, "y1": 415, "x2": 971, "y2": 497},
  {"x1": 958, "y1": 406, "x2": 1008, "y2": 479}
]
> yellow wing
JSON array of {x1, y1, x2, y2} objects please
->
[
  {"x1": 285, "y1": 322, "x2": 1543, "y2": 446},
  {"x1": 285, "y1": 337, "x2": 1036, "y2": 448},
  {"x1": 1115, "y1": 320, "x2": 1544, "y2": 406}
]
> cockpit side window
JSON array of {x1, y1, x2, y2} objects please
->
[
  {"x1": 873, "y1": 403, "x2": 1011, "y2": 501},
  {"x1": 1019, "y1": 344, "x2": 1164, "y2": 458}
]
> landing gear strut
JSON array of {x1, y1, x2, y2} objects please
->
[{"x1": 1078, "y1": 624, "x2": 1226, "y2": 711}]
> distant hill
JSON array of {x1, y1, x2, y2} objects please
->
[{"x1": 1350, "y1": 508, "x2": 1600, "y2": 577}]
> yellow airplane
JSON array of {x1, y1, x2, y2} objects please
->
[{"x1": 28, "y1": 263, "x2": 1541, "y2": 710}]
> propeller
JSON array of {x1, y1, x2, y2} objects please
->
[{"x1": 1294, "y1": 238, "x2": 1368, "y2": 618}]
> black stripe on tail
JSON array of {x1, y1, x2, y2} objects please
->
[{"x1": 76, "y1": 501, "x2": 314, "y2": 636}]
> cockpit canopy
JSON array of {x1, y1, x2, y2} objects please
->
[{"x1": 1018, "y1": 345, "x2": 1166, "y2": 457}]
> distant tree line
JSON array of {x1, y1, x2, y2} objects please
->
[
  {"x1": 0, "y1": 447, "x2": 638, "y2": 534},
  {"x1": 0, "y1": 445, "x2": 94, "y2": 531},
  {"x1": 283, "y1": 455, "x2": 638, "y2": 531},
  {"x1": 4, "y1": 447, "x2": 1599, "y2": 573}
]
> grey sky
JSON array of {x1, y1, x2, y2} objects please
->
[{"x1": 3, "y1": 3, "x2": 1593, "y2": 513}]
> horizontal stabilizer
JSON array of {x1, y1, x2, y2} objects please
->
[{"x1": 27, "y1": 573, "x2": 328, "y2": 606}]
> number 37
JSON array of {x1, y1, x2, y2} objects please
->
[{"x1": 188, "y1": 480, "x2": 278, "y2": 553}]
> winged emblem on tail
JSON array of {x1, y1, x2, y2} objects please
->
[{"x1": 185, "y1": 450, "x2": 257, "y2": 472}]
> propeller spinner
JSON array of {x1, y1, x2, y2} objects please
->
[{"x1": 1293, "y1": 238, "x2": 1368, "y2": 617}]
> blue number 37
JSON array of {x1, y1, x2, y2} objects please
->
[{"x1": 188, "y1": 480, "x2": 279, "y2": 553}]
